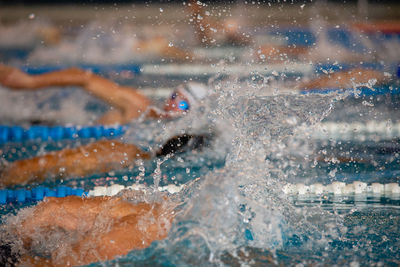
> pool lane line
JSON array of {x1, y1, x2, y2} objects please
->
[
  {"x1": 0, "y1": 186, "x2": 87, "y2": 204},
  {"x1": 299, "y1": 85, "x2": 400, "y2": 96},
  {"x1": 309, "y1": 121, "x2": 400, "y2": 141},
  {"x1": 88, "y1": 182, "x2": 400, "y2": 199},
  {"x1": 283, "y1": 181, "x2": 400, "y2": 196},
  {"x1": 21, "y1": 62, "x2": 312, "y2": 77},
  {"x1": 0, "y1": 181, "x2": 398, "y2": 205},
  {"x1": 20, "y1": 62, "x2": 399, "y2": 77},
  {"x1": 2, "y1": 119, "x2": 400, "y2": 144},
  {"x1": 0, "y1": 124, "x2": 126, "y2": 144},
  {"x1": 0, "y1": 183, "x2": 184, "y2": 205}
]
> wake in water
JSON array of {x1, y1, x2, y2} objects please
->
[{"x1": 0, "y1": 86, "x2": 107, "y2": 126}]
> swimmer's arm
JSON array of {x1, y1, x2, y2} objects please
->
[
  {"x1": 188, "y1": 0, "x2": 250, "y2": 46},
  {"x1": 18, "y1": 197, "x2": 172, "y2": 266},
  {"x1": 189, "y1": 0, "x2": 215, "y2": 45},
  {"x1": 135, "y1": 38, "x2": 193, "y2": 61},
  {"x1": 13, "y1": 196, "x2": 106, "y2": 265},
  {"x1": 56, "y1": 203, "x2": 171, "y2": 265},
  {"x1": 161, "y1": 45, "x2": 193, "y2": 61},
  {"x1": 299, "y1": 68, "x2": 387, "y2": 90},
  {"x1": 19, "y1": 196, "x2": 143, "y2": 239},
  {"x1": 19, "y1": 196, "x2": 107, "y2": 239},
  {"x1": 0, "y1": 140, "x2": 150, "y2": 186},
  {"x1": 0, "y1": 65, "x2": 151, "y2": 123},
  {"x1": 84, "y1": 74, "x2": 151, "y2": 123},
  {"x1": 257, "y1": 45, "x2": 308, "y2": 59},
  {"x1": 0, "y1": 65, "x2": 89, "y2": 90}
]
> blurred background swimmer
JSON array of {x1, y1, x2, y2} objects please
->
[
  {"x1": 187, "y1": 0, "x2": 391, "y2": 65},
  {"x1": 0, "y1": 64, "x2": 211, "y2": 125},
  {"x1": 297, "y1": 67, "x2": 393, "y2": 90},
  {"x1": 188, "y1": 0, "x2": 251, "y2": 46},
  {"x1": 25, "y1": 20, "x2": 194, "y2": 65},
  {"x1": 0, "y1": 133, "x2": 212, "y2": 187}
]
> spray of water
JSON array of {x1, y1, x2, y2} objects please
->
[{"x1": 117, "y1": 75, "x2": 346, "y2": 265}]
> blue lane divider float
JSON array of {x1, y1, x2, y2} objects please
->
[
  {"x1": 0, "y1": 186, "x2": 88, "y2": 205},
  {"x1": 0, "y1": 124, "x2": 126, "y2": 144},
  {"x1": 22, "y1": 64, "x2": 142, "y2": 76}
]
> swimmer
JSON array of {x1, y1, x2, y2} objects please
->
[
  {"x1": 352, "y1": 20, "x2": 400, "y2": 34},
  {"x1": 188, "y1": 0, "x2": 251, "y2": 46},
  {"x1": 134, "y1": 36, "x2": 193, "y2": 61},
  {"x1": 189, "y1": 0, "x2": 314, "y2": 64},
  {"x1": 0, "y1": 190, "x2": 278, "y2": 266},
  {"x1": 0, "y1": 64, "x2": 210, "y2": 125},
  {"x1": 1, "y1": 193, "x2": 176, "y2": 266},
  {"x1": 298, "y1": 68, "x2": 391, "y2": 90},
  {"x1": 0, "y1": 133, "x2": 212, "y2": 187},
  {"x1": 189, "y1": 1, "x2": 392, "y2": 64}
]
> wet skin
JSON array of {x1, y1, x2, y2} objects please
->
[
  {"x1": 0, "y1": 84, "x2": 193, "y2": 187},
  {"x1": 0, "y1": 64, "x2": 192, "y2": 125},
  {"x1": 10, "y1": 195, "x2": 174, "y2": 266},
  {"x1": 0, "y1": 140, "x2": 150, "y2": 187},
  {"x1": 298, "y1": 68, "x2": 387, "y2": 90}
]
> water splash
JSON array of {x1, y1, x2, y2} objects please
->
[{"x1": 118, "y1": 76, "x2": 344, "y2": 265}]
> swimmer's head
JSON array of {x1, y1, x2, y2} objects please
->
[{"x1": 164, "y1": 82, "x2": 209, "y2": 115}]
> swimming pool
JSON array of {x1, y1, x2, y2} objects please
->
[
  {"x1": 0, "y1": 86, "x2": 399, "y2": 266},
  {"x1": 0, "y1": 6, "x2": 400, "y2": 265}
]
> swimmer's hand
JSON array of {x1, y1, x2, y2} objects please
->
[
  {"x1": 0, "y1": 64, "x2": 35, "y2": 90},
  {"x1": 145, "y1": 106, "x2": 181, "y2": 119}
]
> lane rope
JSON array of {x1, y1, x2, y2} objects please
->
[
  {"x1": 0, "y1": 125, "x2": 126, "y2": 144},
  {"x1": 0, "y1": 183, "x2": 183, "y2": 205},
  {"x1": 283, "y1": 181, "x2": 400, "y2": 196},
  {"x1": 0, "y1": 186, "x2": 86, "y2": 204},
  {"x1": 88, "y1": 181, "x2": 400, "y2": 198},
  {"x1": 310, "y1": 121, "x2": 400, "y2": 140},
  {"x1": 21, "y1": 62, "x2": 398, "y2": 77},
  {"x1": 1, "y1": 181, "x2": 398, "y2": 205}
]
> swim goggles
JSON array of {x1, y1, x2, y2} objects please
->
[{"x1": 170, "y1": 91, "x2": 190, "y2": 111}]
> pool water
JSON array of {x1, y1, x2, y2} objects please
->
[
  {"x1": 0, "y1": 10, "x2": 400, "y2": 265},
  {"x1": 0, "y1": 86, "x2": 399, "y2": 266}
]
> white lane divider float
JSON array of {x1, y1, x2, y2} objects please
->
[
  {"x1": 88, "y1": 183, "x2": 185, "y2": 197},
  {"x1": 88, "y1": 181, "x2": 400, "y2": 200},
  {"x1": 310, "y1": 121, "x2": 400, "y2": 140},
  {"x1": 283, "y1": 181, "x2": 400, "y2": 197}
]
